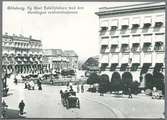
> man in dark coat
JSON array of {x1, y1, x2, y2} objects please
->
[
  {"x1": 81, "y1": 84, "x2": 84, "y2": 93},
  {"x1": 19, "y1": 100, "x2": 25, "y2": 115}
]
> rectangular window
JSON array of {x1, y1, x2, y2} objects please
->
[
  {"x1": 131, "y1": 43, "x2": 140, "y2": 52},
  {"x1": 142, "y1": 42, "x2": 152, "y2": 52},
  {"x1": 100, "y1": 63, "x2": 108, "y2": 71},
  {"x1": 110, "y1": 63, "x2": 118, "y2": 71},
  {"x1": 131, "y1": 63, "x2": 140, "y2": 71},
  {"x1": 100, "y1": 45, "x2": 108, "y2": 53},
  {"x1": 110, "y1": 44, "x2": 118, "y2": 52},
  {"x1": 120, "y1": 63, "x2": 128, "y2": 71},
  {"x1": 121, "y1": 44, "x2": 129, "y2": 52},
  {"x1": 154, "y1": 42, "x2": 164, "y2": 51}
]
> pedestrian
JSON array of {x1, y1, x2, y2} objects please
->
[
  {"x1": 77, "y1": 84, "x2": 80, "y2": 93},
  {"x1": 69, "y1": 86, "x2": 74, "y2": 92},
  {"x1": 1, "y1": 100, "x2": 8, "y2": 118},
  {"x1": 81, "y1": 84, "x2": 84, "y2": 93},
  {"x1": 14, "y1": 77, "x2": 18, "y2": 85},
  {"x1": 24, "y1": 81, "x2": 28, "y2": 89},
  {"x1": 18, "y1": 100, "x2": 25, "y2": 115},
  {"x1": 38, "y1": 81, "x2": 42, "y2": 90},
  {"x1": 128, "y1": 87, "x2": 132, "y2": 98}
]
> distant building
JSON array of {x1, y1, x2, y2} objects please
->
[
  {"x1": 82, "y1": 56, "x2": 99, "y2": 71},
  {"x1": 95, "y1": 2, "x2": 165, "y2": 88},
  {"x1": 64, "y1": 50, "x2": 78, "y2": 71},
  {"x1": 43, "y1": 49, "x2": 78, "y2": 73},
  {"x1": 2, "y1": 33, "x2": 43, "y2": 74}
]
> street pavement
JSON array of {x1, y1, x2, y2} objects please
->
[{"x1": 2, "y1": 77, "x2": 165, "y2": 118}]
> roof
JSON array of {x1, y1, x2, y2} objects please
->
[
  {"x1": 43, "y1": 49, "x2": 64, "y2": 56},
  {"x1": 96, "y1": 2, "x2": 165, "y2": 16},
  {"x1": 63, "y1": 50, "x2": 78, "y2": 57}
]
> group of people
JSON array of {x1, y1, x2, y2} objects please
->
[
  {"x1": 24, "y1": 78, "x2": 42, "y2": 90},
  {"x1": 1, "y1": 100, "x2": 25, "y2": 118},
  {"x1": 77, "y1": 84, "x2": 84, "y2": 93}
]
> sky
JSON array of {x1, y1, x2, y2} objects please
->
[{"x1": 3, "y1": 1, "x2": 148, "y2": 62}]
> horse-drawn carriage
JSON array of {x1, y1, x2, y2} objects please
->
[{"x1": 60, "y1": 90, "x2": 80, "y2": 109}]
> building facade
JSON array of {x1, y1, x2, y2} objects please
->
[
  {"x1": 63, "y1": 50, "x2": 78, "y2": 71},
  {"x1": 43, "y1": 49, "x2": 78, "y2": 73},
  {"x1": 2, "y1": 33, "x2": 43, "y2": 74},
  {"x1": 96, "y1": 2, "x2": 165, "y2": 88}
]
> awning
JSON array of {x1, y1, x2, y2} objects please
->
[
  {"x1": 143, "y1": 42, "x2": 152, "y2": 50},
  {"x1": 100, "y1": 63, "x2": 108, "y2": 71},
  {"x1": 121, "y1": 44, "x2": 129, "y2": 52},
  {"x1": 120, "y1": 63, "x2": 128, "y2": 71},
  {"x1": 154, "y1": 63, "x2": 163, "y2": 68},
  {"x1": 110, "y1": 44, "x2": 118, "y2": 52},
  {"x1": 142, "y1": 63, "x2": 152, "y2": 68},
  {"x1": 131, "y1": 63, "x2": 140, "y2": 71},
  {"x1": 110, "y1": 63, "x2": 118, "y2": 71}
]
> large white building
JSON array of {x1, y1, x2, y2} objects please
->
[
  {"x1": 95, "y1": 2, "x2": 165, "y2": 88},
  {"x1": 2, "y1": 33, "x2": 43, "y2": 74},
  {"x1": 43, "y1": 49, "x2": 78, "y2": 73}
]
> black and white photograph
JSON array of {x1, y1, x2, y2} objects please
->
[{"x1": 1, "y1": 1, "x2": 165, "y2": 119}]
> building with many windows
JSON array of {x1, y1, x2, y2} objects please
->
[
  {"x1": 2, "y1": 33, "x2": 43, "y2": 74},
  {"x1": 95, "y1": 2, "x2": 165, "y2": 88},
  {"x1": 43, "y1": 49, "x2": 78, "y2": 73}
]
